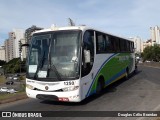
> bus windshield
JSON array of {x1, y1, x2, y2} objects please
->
[{"x1": 27, "y1": 30, "x2": 81, "y2": 81}]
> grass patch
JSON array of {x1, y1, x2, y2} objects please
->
[
  {"x1": 19, "y1": 75, "x2": 26, "y2": 81},
  {"x1": 0, "y1": 91, "x2": 26, "y2": 101},
  {"x1": 0, "y1": 75, "x2": 27, "y2": 103},
  {"x1": 0, "y1": 75, "x2": 5, "y2": 84}
]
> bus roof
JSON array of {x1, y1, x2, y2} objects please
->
[{"x1": 33, "y1": 26, "x2": 133, "y2": 42}]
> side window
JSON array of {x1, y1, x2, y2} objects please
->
[
  {"x1": 115, "y1": 38, "x2": 120, "y2": 52},
  {"x1": 131, "y1": 42, "x2": 134, "y2": 52},
  {"x1": 96, "y1": 32, "x2": 106, "y2": 53},
  {"x1": 110, "y1": 36, "x2": 116, "y2": 52},
  {"x1": 126, "y1": 41, "x2": 130, "y2": 52},
  {"x1": 120, "y1": 39, "x2": 125, "y2": 52},
  {"x1": 105, "y1": 35, "x2": 112, "y2": 52},
  {"x1": 82, "y1": 30, "x2": 94, "y2": 77}
]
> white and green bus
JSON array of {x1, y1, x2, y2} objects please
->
[{"x1": 26, "y1": 26, "x2": 136, "y2": 102}]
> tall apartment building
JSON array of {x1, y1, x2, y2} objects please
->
[
  {"x1": 20, "y1": 38, "x2": 27, "y2": 61},
  {"x1": 4, "y1": 27, "x2": 44, "y2": 62},
  {"x1": 130, "y1": 36, "x2": 144, "y2": 53},
  {"x1": 4, "y1": 39, "x2": 10, "y2": 62},
  {"x1": 143, "y1": 39, "x2": 152, "y2": 50},
  {"x1": 5, "y1": 29, "x2": 24, "y2": 62},
  {"x1": 13, "y1": 29, "x2": 24, "y2": 58},
  {"x1": 8, "y1": 32, "x2": 15, "y2": 61},
  {"x1": 0, "y1": 46, "x2": 5, "y2": 61},
  {"x1": 150, "y1": 26, "x2": 160, "y2": 45}
]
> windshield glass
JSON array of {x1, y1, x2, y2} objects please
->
[{"x1": 27, "y1": 30, "x2": 81, "y2": 81}]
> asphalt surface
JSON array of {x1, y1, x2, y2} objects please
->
[{"x1": 0, "y1": 66, "x2": 160, "y2": 120}]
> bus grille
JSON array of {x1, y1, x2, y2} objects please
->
[
  {"x1": 36, "y1": 94, "x2": 58, "y2": 101},
  {"x1": 34, "y1": 88, "x2": 63, "y2": 92}
]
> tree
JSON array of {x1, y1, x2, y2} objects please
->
[
  {"x1": 0, "y1": 60, "x2": 6, "y2": 66},
  {"x1": 142, "y1": 46, "x2": 152, "y2": 61},
  {"x1": 152, "y1": 44, "x2": 160, "y2": 62},
  {"x1": 3, "y1": 58, "x2": 26, "y2": 74},
  {"x1": 142, "y1": 44, "x2": 160, "y2": 62}
]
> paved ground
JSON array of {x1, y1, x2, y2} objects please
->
[{"x1": 0, "y1": 66, "x2": 160, "y2": 120}]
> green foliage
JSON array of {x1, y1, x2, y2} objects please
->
[
  {"x1": 142, "y1": 44, "x2": 160, "y2": 62},
  {"x1": 19, "y1": 75, "x2": 25, "y2": 81},
  {"x1": 0, "y1": 60, "x2": 6, "y2": 66},
  {"x1": 3, "y1": 58, "x2": 26, "y2": 74},
  {"x1": 0, "y1": 75, "x2": 5, "y2": 84}
]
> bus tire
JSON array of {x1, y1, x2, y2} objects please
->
[
  {"x1": 134, "y1": 65, "x2": 138, "y2": 74},
  {"x1": 125, "y1": 68, "x2": 129, "y2": 80},
  {"x1": 96, "y1": 77, "x2": 105, "y2": 95}
]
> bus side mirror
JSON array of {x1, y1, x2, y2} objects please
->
[{"x1": 84, "y1": 49, "x2": 91, "y2": 63}]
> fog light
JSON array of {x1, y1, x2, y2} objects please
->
[{"x1": 26, "y1": 84, "x2": 34, "y2": 90}]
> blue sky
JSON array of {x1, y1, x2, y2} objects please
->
[{"x1": 0, "y1": 0, "x2": 160, "y2": 45}]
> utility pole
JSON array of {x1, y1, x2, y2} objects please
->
[{"x1": 19, "y1": 40, "x2": 22, "y2": 74}]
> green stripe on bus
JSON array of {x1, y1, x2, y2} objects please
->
[{"x1": 88, "y1": 53, "x2": 133, "y2": 96}]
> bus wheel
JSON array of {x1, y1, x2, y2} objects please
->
[
  {"x1": 125, "y1": 68, "x2": 129, "y2": 80},
  {"x1": 134, "y1": 65, "x2": 138, "y2": 74},
  {"x1": 96, "y1": 79, "x2": 104, "y2": 95}
]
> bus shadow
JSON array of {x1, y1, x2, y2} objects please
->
[{"x1": 41, "y1": 70, "x2": 142, "y2": 106}]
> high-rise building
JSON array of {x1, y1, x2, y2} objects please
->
[
  {"x1": 150, "y1": 26, "x2": 160, "y2": 45},
  {"x1": 12, "y1": 29, "x2": 24, "y2": 58},
  {"x1": 4, "y1": 29, "x2": 24, "y2": 62},
  {"x1": 19, "y1": 38, "x2": 27, "y2": 61},
  {"x1": 4, "y1": 39, "x2": 10, "y2": 62},
  {"x1": 8, "y1": 32, "x2": 15, "y2": 61},
  {"x1": 143, "y1": 39, "x2": 152, "y2": 50},
  {"x1": 0, "y1": 46, "x2": 5, "y2": 61},
  {"x1": 130, "y1": 36, "x2": 144, "y2": 53}
]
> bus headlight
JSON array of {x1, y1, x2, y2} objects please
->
[
  {"x1": 62, "y1": 86, "x2": 79, "y2": 92},
  {"x1": 26, "y1": 84, "x2": 34, "y2": 90}
]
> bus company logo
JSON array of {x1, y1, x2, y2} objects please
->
[
  {"x1": 2, "y1": 112, "x2": 11, "y2": 117},
  {"x1": 45, "y1": 86, "x2": 49, "y2": 90}
]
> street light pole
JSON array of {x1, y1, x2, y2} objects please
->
[{"x1": 19, "y1": 40, "x2": 22, "y2": 74}]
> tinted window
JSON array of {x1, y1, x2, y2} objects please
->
[
  {"x1": 96, "y1": 32, "x2": 106, "y2": 53},
  {"x1": 95, "y1": 31, "x2": 134, "y2": 53},
  {"x1": 120, "y1": 39, "x2": 125, "y2": 52},
  {"x1": 82, "y1": 30, "x2": 94, "y2": 77},
  {"x1": 105, "y1": 35, "x2": 112, "y2": 52},
  {"x1": 115, "y1": 38, "x2": 120, "y2": 52}
]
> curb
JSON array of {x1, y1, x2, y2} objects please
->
[
  {"x1": 138, "y1": 62, "x2": 160, "y2": 68},
  {"x1": 0, "y1": 93, "x2": 28, "y2": 104},
  {"x1": 138, "y1": 64, "x2": 160, "y2": 69}
]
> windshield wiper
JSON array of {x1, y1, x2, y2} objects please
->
[
  {"x1": 47, "y1": 38, "x2": 63, "y2": 81},
  {"x1": 34, "y1": 51, "x2": 45, "y2": 80},
  {"x1": 48, "y1": 61, "x2": 63, "y2": 81}
]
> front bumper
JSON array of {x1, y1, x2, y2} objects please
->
[{"x1": 26, "y1": 88, "x2": 81, "y2": 102}]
